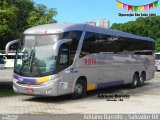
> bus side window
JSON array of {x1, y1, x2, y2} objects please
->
[
  {"x1": 80, "y1": 32, "x2": 96, "y2": 57},
  {"x1": 62, "y1": 31, "x2": 82, "y2": 64},
  {"x1": 59, "y1": 44, "x2": 69, "y2": 65},
  {"x1": 68, "y1": 32, "x2": 78, "y2": 64}
]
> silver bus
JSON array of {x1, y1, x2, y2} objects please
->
[{"x1": 6, "y1": 23, "x2": 155, "y2": 99}]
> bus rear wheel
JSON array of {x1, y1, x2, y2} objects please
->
[
  {"x1": 138, "y1": 72, "x2": 145, "y2": 87},
  {"x1": 71, "y1": 80, "x2": 86, "y2": 99},
  {"x1": 130, "y1": 73, "x2": 139, "y2": 89}
]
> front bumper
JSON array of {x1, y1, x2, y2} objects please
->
[{"x1": 13, "y1": 77, "x2": 59, "y2": 96}]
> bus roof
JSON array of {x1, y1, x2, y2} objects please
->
[{"x1": 24, "y1": 23, "x2": 155, "y2": 42}]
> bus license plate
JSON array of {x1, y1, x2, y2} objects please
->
[{"x1": 25, "y1": 88, "x2": 34, "y2": 93}]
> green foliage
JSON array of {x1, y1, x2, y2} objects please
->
[
  {"x1": 27, "y1": 5, "x2": 57, "y2": 27},
  {"x1": 111, "y1": 16, "x2": 160, "y2": 52},
  {"x1": 0, "y1": 85, "x2": 15, "y2": 97},
  {"x1": 0, "y1": 0, "x2": 57, "y2": 50},
  {"x1": 156, "y1": 38, "x2": 160, "y2": 52}
]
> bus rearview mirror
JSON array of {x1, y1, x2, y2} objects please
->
[
  {"x1": 5, "y1": 39, "x2": 19, "y2": 55},
  {"x1": 53, "y1": 39, "x2": 72, "y2": 55}
]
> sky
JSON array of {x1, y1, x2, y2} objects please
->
[{"x1": 33, "y1": 0, "x2": 160, "y2": 26}]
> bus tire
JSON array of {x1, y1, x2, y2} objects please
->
[
  {"x1": 71, "y1": 79, "x2": 87, "y2": 99},
  {"x1": 130, "y1": 73, "x2": 139, "y2": 89},
  {"x1": 138, "y1": 72, "x2": 145, "y2": 87}
]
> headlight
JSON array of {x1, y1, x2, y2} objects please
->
[
  {"x1": 156, "y1": 61, "x2": 160, "y2": 65},
  {"x1": 13, "y1": 78, "x2": 18, "y2": 83},
  {"x1": 41, "y1": 77, "x2": 59, "y2": 86},
  {"x1": 42, "y1": 80, "x2": 54, "y2": 86}
]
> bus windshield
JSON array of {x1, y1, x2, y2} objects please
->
[{"x1": 15, "y1": 34, "x2": 60, "y2": 77}]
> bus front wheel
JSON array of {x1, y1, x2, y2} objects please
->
[
  {"x1": 138, "y1": 72, "x2": 145, "y2": 87},
  {"x1": 71, "y1": 80, "x2": 87, "y2": 99},
  {"x1": 130, "y1": 73, "x2": 139, "y2": 89}
]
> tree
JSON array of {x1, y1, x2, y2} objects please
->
[
  {"x1": 111, "y1": 16, "x2": 160, "y2": 52},
  {"x1": 0, "y1": 0, "x2": 19, "y2": 50},
  {"x1": 0, "y1": 0, "x2": 57, "y2": 50},
  {"x1": 156, "y1": 38, "x2": 160, "y2": 52},
  {"x1": 27, "y1": 4, "x2": 57, "y2": 28}
]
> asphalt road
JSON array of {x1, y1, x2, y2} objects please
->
[{"x1": 0, "y1": 69, "x2": 160, "y2": 119}]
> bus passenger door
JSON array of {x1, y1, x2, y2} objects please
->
[{"x1": 57, "y1": 43, "x2": 73, "y2": 95}]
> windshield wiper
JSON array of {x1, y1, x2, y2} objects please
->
[
  {"x1": 30, "y1": 49, "x2": 35, "y2": 72},
  {"x1": 29, "y1": 49, "x2": 42, "y2": 76},
  {"x1": 19, "y1": 48, "x2": 34, "y2": 74}
]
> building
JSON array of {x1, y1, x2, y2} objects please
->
[{"x1": 97, "y1": 19, "x2": 110, "y2": 28}]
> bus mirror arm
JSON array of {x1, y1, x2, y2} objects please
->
[
  {"x1": 5, "y1": 39, "x2": 19, "y2": 55},
  {"x1": 53, "y1": 39, "x2": 72, "y2": 55}
]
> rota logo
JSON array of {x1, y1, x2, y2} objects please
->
[{"x1": 116, "y1": 0, "x2": 159, "y2": 12}]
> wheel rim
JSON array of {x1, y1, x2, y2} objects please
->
[
  {"x1": 75, "y1": 83, "x2": 83, "y2": 95},
  {"x1": 133, "y1": 75, "x2": 138, "y2": 87},
  {"x1": 140, "y1": 74, "x2": 145, "y2": 84},
  {"x1": 140, "y1": 76, "x2": 144, "y2": 83},
  {"x1": 134, "y1": 78, "x2": 138, "y2": 86}
]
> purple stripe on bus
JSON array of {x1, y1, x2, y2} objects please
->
[
  {"x1": 13, "y1": 73, "x2": 37, "y2": 84},
  {"x1": 13, "y1": 74, "x2": 19, "y2": 80},
  {"x1": 22, "y1": 78, "x2": 37, "y2": 84},
  {"x1": 97, "y1": 80, "x2": 124, "y2": 89}
]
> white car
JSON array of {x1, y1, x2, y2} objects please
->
[
  {"x1": 3, "y1": 53, "x2": 23, "y2": 68},
  {"x1": 155, "y1": 53, "x2": 160, "y2": 71}
]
